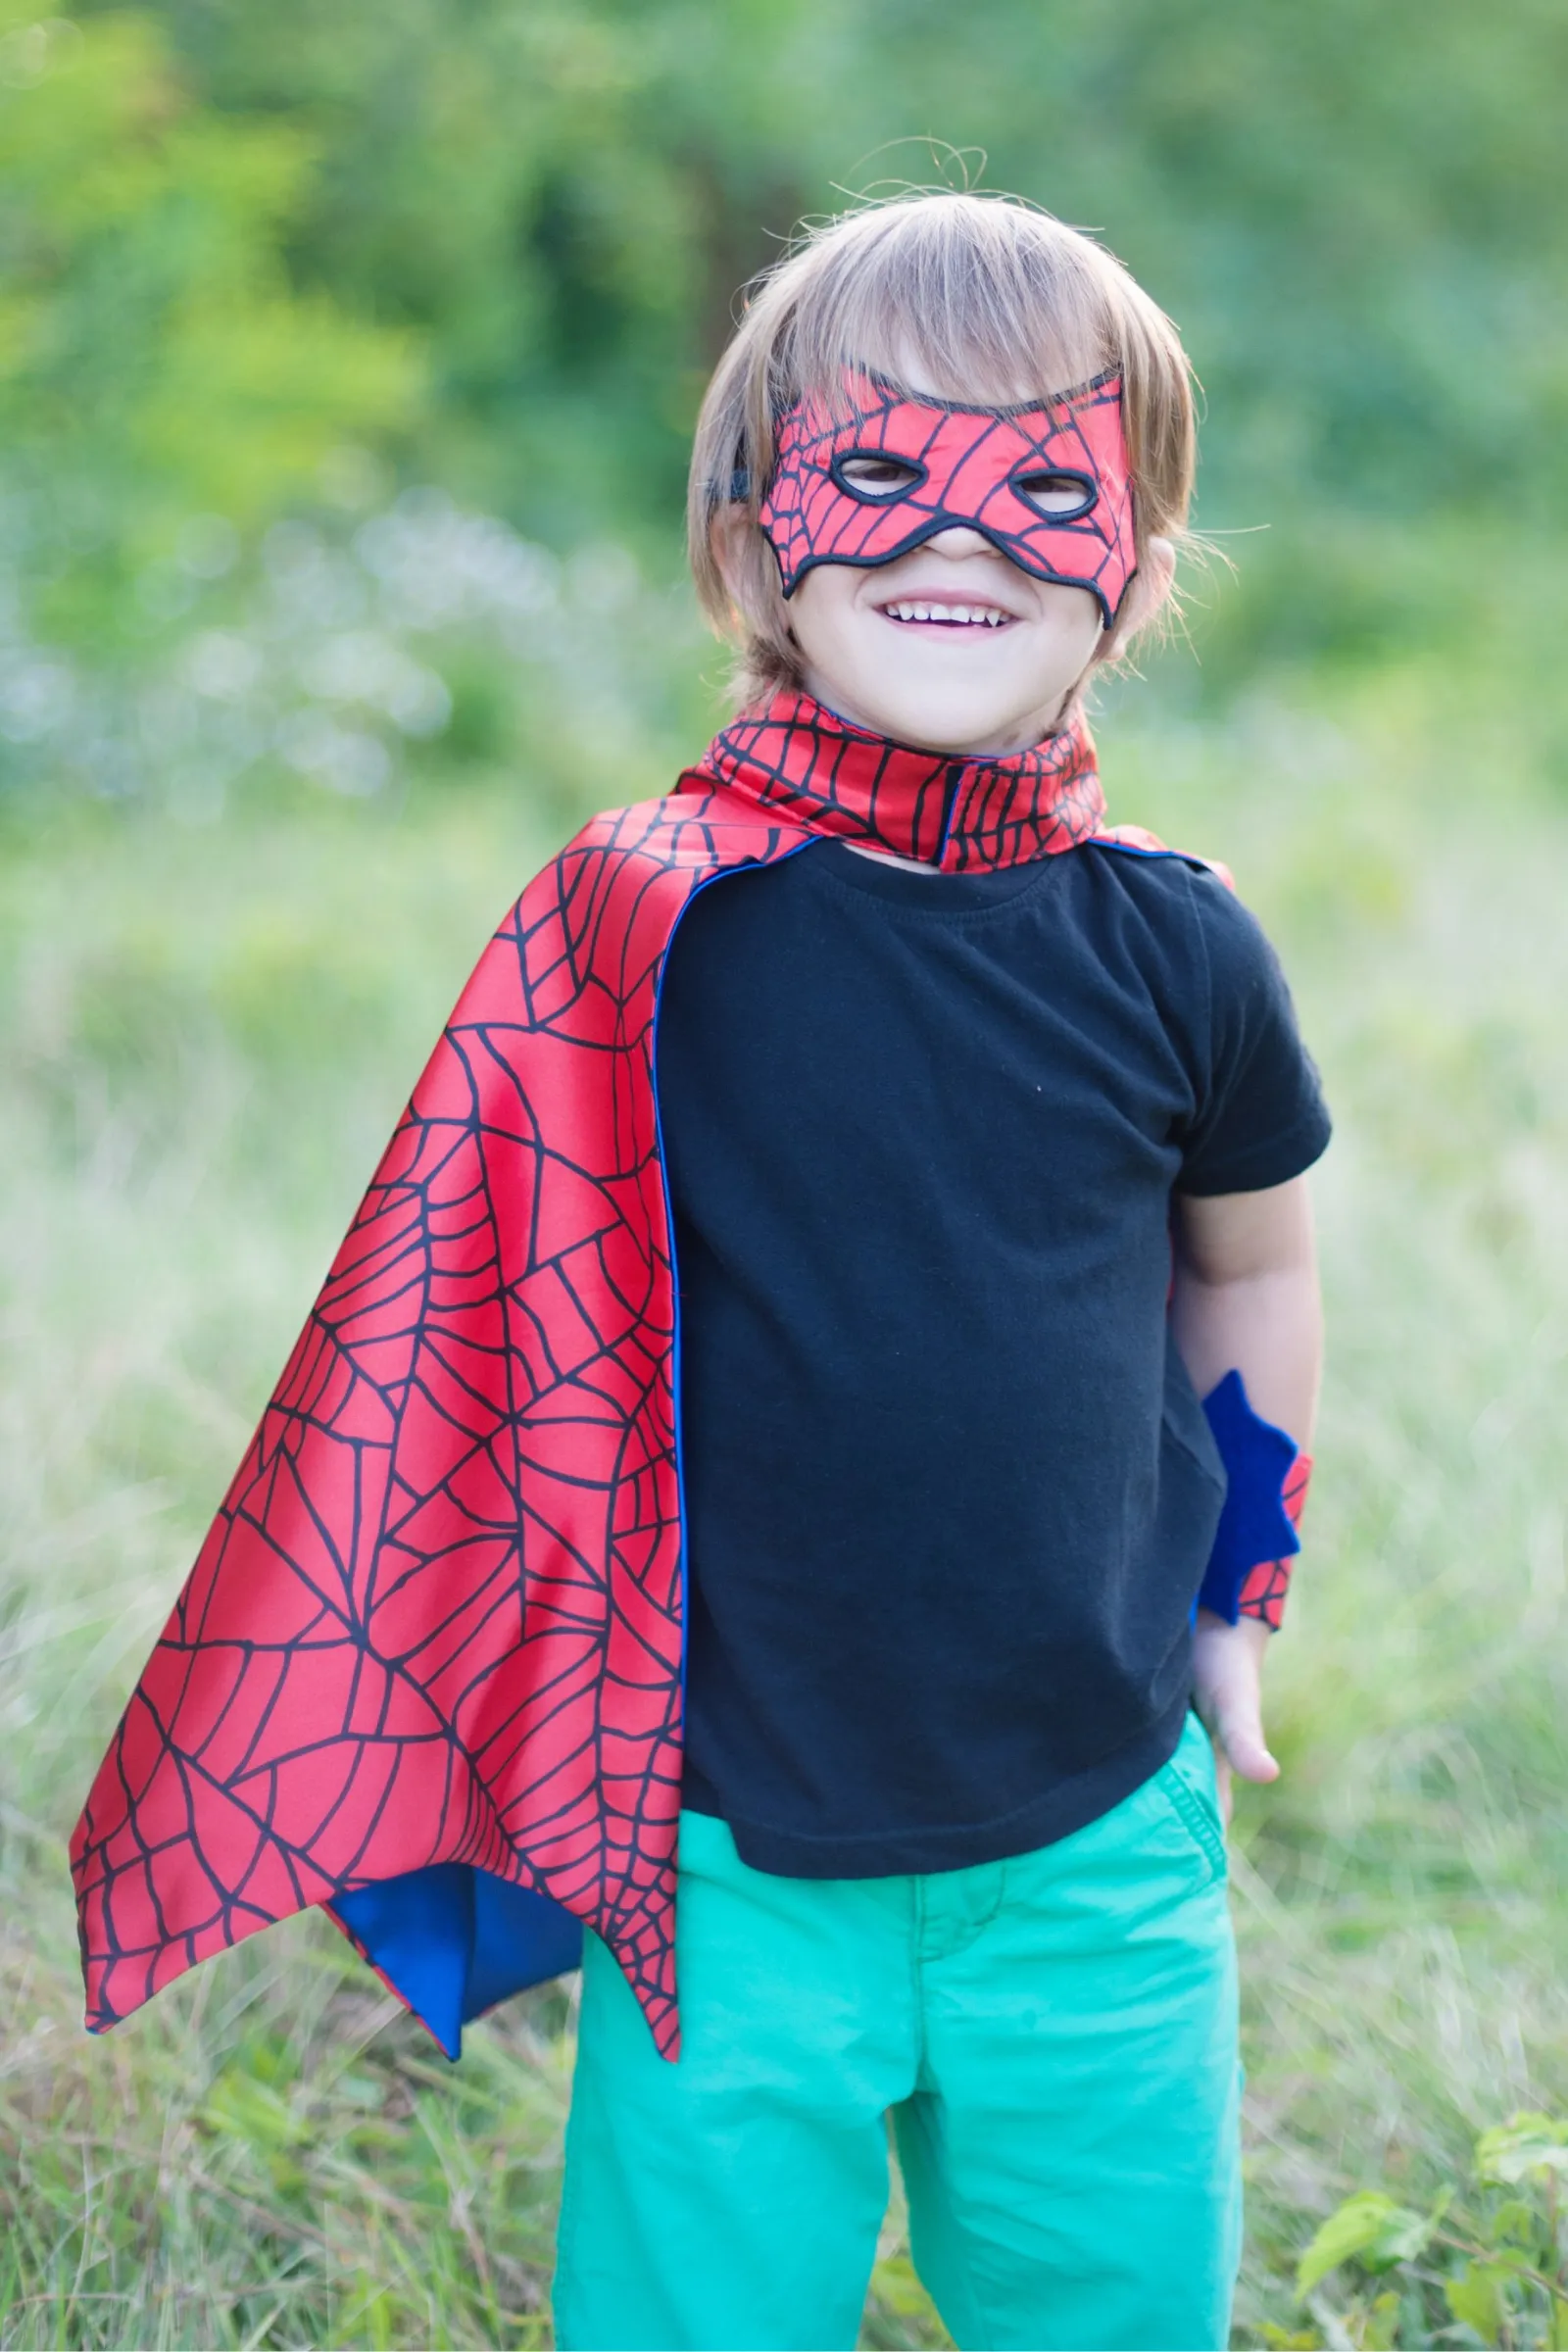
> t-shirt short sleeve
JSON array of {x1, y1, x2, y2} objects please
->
[{"x1": 1176, "y1": 870, "x2": 1332, "y2": 1197}]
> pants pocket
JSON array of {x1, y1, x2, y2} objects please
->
[{"x1": 1152, "y1": 1721, "x2": 1228, "y2": 1885}]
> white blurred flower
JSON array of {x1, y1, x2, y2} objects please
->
[
  {"x1": 567, "y1": 543, "x2": 639, "y2": 612},
  {"x1": 355, "y1": 493, "x2": 561, "y2": 629},
  {"x1": 0, "y1": 476, "x2": 666, "y2": 805},
  {"x1": 176, "y1": 515, "x2": 240, "y2": 581},
  {"x1": 275, "y1": 711, "x2": 392, "y2": 798},
  {"x1": 0, "y1": 655, "x2": 74, "y2": 742},
  {"x1": 185, "y1": 631, "x2": 263, "y2": 701},
  {"x1": 298, "y1": 630, "x2": 450, "y2": 736},
  {"x1": 382, "y1": 663, "x2": 451, "y2": 737}
]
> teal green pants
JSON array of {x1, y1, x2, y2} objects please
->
[{"x1": 553, "y1": 1712, "x2": 1241, "y2": 2352}]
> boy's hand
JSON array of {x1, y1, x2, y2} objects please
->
[{"x1": 1192, "y1": 1609, "x2": 1278, "y2": 1825}]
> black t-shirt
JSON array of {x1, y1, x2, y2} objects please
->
[{"x1": 656, "y1": 835, "x2": 1331, "y2": 1878}]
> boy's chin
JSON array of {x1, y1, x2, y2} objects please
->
[{"x1": 839, "y1": 680, "x2": 1062, "y2": 757}]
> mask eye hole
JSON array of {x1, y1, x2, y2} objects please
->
[
  {"x1": 831, "y1": 452, "x2": 925, "y2": 502},
  {"x1": 1012, "y1": 469, "x2": 1097, "y2": 518}
]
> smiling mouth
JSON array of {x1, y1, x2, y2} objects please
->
[{"x1": 877, "y1": 599, "x2": 1014, "y2": 629}]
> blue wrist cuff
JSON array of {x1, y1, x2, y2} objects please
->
[{"x1": 1197, "y1": 1369, "x2": 1301, "y2": 1625}]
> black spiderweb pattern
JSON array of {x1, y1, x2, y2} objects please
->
[
  {"x1": 760, "y1": 370, "x2": 1137, "y2": 624},
  {"x1": 71, "y1": 787, "x2": 807, "y2": 2059},
  {"x1": 702, "y1": 692, "x2": 1108, "y2": 871},
  {"x1": 71, "y1": 690, "x2": 1206, "y2": 2059}
]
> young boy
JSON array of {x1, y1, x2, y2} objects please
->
[
  {"x1": 554, "y1": 197, "x2": 1327, "y2": 2348},
  {"x1": 72, "y1": 194, "x2": 1326, "y2": 2352}
]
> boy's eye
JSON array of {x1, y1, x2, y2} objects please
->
[
  {"x1": 1013, "y1": 470, "x2": 1096, "y2": 518},
  {"x1": 833, "y1": 454, "x2": 923, "y2": 500}
]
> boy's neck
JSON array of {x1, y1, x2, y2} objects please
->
[{"x1": 841, "y1": 841, "x2": 946, "y2": 873}]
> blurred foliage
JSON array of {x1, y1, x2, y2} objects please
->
[
  {"x1": 0, "y1": 0, "x2": 1563, "y2": 798},
  {"x1": 4, "y1": 15, "x2": 1567, "y2": 2347},
  {"x1": 0, "y1": 0, "x2": 418, "y2": 650},
  {"x1": 1282, "y1": 2113, "x2": 1568, "y2": 2347},
  {"x1": 6, "y1": 701, "x2": 1568, "y2": 2346},
  {"x1": 137, "y1": 0, "x2": 1568, "y2": 539}
]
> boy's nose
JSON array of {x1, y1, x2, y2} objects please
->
[{"x1": 922, "y1": 524, "x2": 999, "y2": 560}]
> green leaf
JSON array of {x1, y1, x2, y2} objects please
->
[
  {"x1": 1489, "y1": 2195, "x2": 1544, "y2": 2249},
  {"x1": 1360, "y1": 2290, "x2": 1402, "y2": 2350},
  {"x1": 1476, "y1": 2112, "x2": 1568, "y2": 2185},
  {"x1": 1296, "y1": 2192, "x2": 1434, "y2": 2296},
  {"x1": 1444, "y1": 2259, "x2": 1520, "y2": 2337}
]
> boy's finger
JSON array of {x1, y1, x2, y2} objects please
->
[{"x1": 1214, "y1": 1694, "x2": 1280, "y2": 1787}]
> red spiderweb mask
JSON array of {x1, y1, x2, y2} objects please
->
[{"x1": 758, "y1": 368, "x2": 1138, "y2": 628}]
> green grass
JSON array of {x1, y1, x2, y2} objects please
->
[{"x1": 3, "y1": 682, "x2": 1566, "y2": 2347}]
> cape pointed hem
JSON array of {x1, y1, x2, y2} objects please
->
[
  {"x1": 70, "y1": 698, "x2": 1214, "y2": 2061},
  {"x1": 70, "y1": 786, "x2": 807, "y2": 2062}
]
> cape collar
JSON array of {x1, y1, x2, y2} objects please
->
[{"x1": 696, "y1": 689, "x2": 1107, "y2": 874}]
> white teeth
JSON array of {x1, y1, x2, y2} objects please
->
[{"x1": 883, "y1": 601, "x2": 1008, "y2": 627}]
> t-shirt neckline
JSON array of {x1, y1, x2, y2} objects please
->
[{"x1": 810, "y1": 835, "x2": 1057, "y2": 911}]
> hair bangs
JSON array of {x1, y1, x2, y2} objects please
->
[{"x1": 777, "y1": 201, "x2": 1119, "y2": 420}]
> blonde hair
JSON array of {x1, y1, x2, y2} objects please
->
[{"x1": 688, "y1": 192, "x2": 1198, "y2": 710}]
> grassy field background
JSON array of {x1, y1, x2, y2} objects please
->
[
  {"x1": 4, "y1": 0, "x2": 1566, "y2": 2338},
  {"x1": 3, "y1": 658, "x2": 1566, "y2": 2347}
]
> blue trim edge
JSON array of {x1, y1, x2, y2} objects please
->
[{"x1": 651, "y1": 841, "x2": 817, "y2": 1722}]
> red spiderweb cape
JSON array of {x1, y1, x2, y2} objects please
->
[{"x1": 71, "y1": 692, "x2": 1190, "y2": 2061}]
